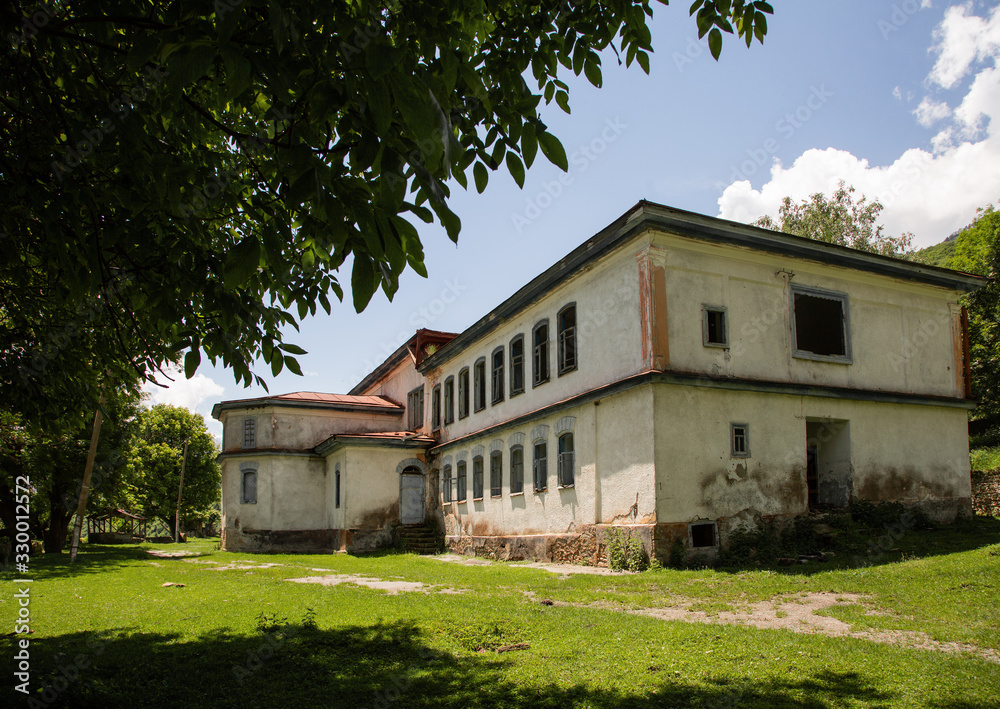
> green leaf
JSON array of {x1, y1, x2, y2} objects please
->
[
  {"x1": 351, "y1": 253, "x2": 378, "y2": 313},
  {"x1": 555, "y1": 90, "x2": 571, "y2": 114},
  {"x1": 474, "y1": 161, "x2": 489, "y2": 194},
  {"x1": 708, "y1": 28, "x2": 723, "y2": 60},
  {"x1": 637, "y1": 51, "x2": 650, "y2": 74},
  {"x1": 223, "y1": 238, "x2": 261, "y2": 287},
  {"x1": 284, "y1": 354, "x2": 303, "y2": 376},
  {"x1": 506, "y1": 152, "x2": 525, "y2": 188},
  {"x1": 538, "y1": 132, "x2": 568, "y2": 172},
  {"x1": 270, "y1": 352, "x2": 284, "y2": 377},
  {"x1": 521, "y1": 122, "x2": 538, "y2": 168},
  {"x1": 184, "y1": 348, "x2": 200, "y2": 379},
  {"x1": 584, "y1": 56, "x2": 603, "y2": 88},
  {"x1": 166, "y1": 45, "x2": 217, "y2": 93},
  {"x1": 221, "y1": 46, "x2": 252, "y2": 100},
  {"x1": 278, "y1": 342, "x2": 307, "y2": 355}
]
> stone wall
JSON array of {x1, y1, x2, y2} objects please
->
[
  {"x1": 972, "y1": 471, "x2": 1000, "y2": 516},
  {"x1": 445, "y1": 524, "x2": 656, "y2": 565}
]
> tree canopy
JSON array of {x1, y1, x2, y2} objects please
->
[
  {"x1": 753, "y1": 182, "x2": 913, "y2": 256},
  {"x1": 1, "y1": 0, "x2": 773, "y2": 428},
  {"x1": 126, "y1": 404, "x2": 221, "y2": 536}
]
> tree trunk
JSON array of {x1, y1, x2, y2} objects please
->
[{"x1": 43, "y1": 508, "x2": 72, "y2": 554}]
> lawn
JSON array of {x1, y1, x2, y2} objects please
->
[{"x1": 3, "y1": 518, "x2": 999, "y2": 709}]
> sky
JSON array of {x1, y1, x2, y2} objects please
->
[{"x1": 145, "y1": 0, "x2": 1000, "y2": 439}]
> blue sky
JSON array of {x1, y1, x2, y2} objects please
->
[{"x1": 146, "y1": 1, "x2": 1000, "y2": 437}]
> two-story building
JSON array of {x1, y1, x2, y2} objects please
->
[{"x1": 213, "y1": 201, "x2": 982, "y2": 562}]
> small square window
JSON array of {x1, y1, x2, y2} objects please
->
[
  {"x1": 731, "y1": 423, "x2": 749, "y2": 458},
  {"x1": 690, "y1": 522, "x2": 717, "y2": 548},
  {"x1": 703, "y1": 306, "x2": 728, "y2": 347}
]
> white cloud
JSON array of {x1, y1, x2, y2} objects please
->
[
  {"x1": 892, "y1": 86, "x2": 903, "y2": 100},
  {"x1": 718, "y1": 5, "x2": 1000, "y2": 248},
  {"x1": 914, "y1": 96, "x2": 952, "y2": 126},
  {"x1": 143, "y1": 366, "x2": 225, "y2": 413}
]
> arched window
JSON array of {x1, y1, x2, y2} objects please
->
[
  {"x1": 458, "y1": 368, "x2": 470, "y2": 419},
  {"x1": 557, "y1": 433, "x2": 575, "y2": 487},
  {"x1": 491, "y1": 347, "x2": 505, "y2": 405},
  {"x1": 334, "y1": 464, "x2": 341, "y2": 508},
  {"x1": 532, "y1": 320, "x2": 549, "y2": 386},
  {"x1": 533, "y1": 440, "x2": 547, "y2": 492},
  {"x1": 510, "y1": 445, "x2": 524, "y2": 494},
  {"x1": 490, "y1": 450, "x2": 503, "y2": 497},
  {"x1": 442, "y1": 465, "x2": 453, "y2": 503},
  {"x1": 456, "y1": 460, "x2": 468, "y2": 501},
  {"x1": 558, "y1": 303, "x2": 577, "y2": 375},
  {"x1": 472, "y1": 456, "x2": 484, "y2": 499},
  {"x1": 473, "y1": 358, "x2": 486, "y2": 412},
  {"x1": 509, "y1": 335, "x2": 525, "y2": 396},
  {"x1": 444, "y1": 376, "x2": 455, "y2": 424},
  {"x1": 241, "y1": 464, "x2": 258, "y2": 504}
]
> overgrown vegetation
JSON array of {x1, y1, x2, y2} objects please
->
[{"x1": 604, "y1": 527, "x2": 650, "y2": 571}]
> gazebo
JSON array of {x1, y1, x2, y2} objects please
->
[{"x1": 87, "y1": 509, "x2": 147, "y2": 544}]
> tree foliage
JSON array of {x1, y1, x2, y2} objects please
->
[
  {"x1": 0, "y1": 389, "x2": 144, "y2": 553},
  {"x1": 126, "y1": 405, "x2": 221, "y2": 536},
  {"x1": 1, "y1": 0, "x2": 773, "y2": 427},
  {"x1": 753, "y1": 182, "x2": 913, "y2": 256}
]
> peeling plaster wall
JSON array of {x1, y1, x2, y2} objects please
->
[
  {"x1": 220, "y1": 407, "x2": 405, "y2": 452},
  {"x1": 653, "y1": 384, "x2": 972, "y2": 542},
  {"x1": 437, "y1": 387, "x2": 656, "y2": 553},
  {"x1": 428, "y1": 242, "x2": 646, "y2": 442},
  {"x1": 649, "y1": 230, "x2": 967, "y2": 398}
]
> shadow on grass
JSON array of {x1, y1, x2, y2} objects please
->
[
  {"x1": 713, "y1": 516, "x2": 1000, "y2": 577},
  {"x1": 4, "y1": 621, "x2": 996, "y2": 709},
  {"x1": 3, "y1": 543, "x2": 222, "y2": 582}
]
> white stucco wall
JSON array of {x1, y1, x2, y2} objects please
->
[
  {"x1": 221, "y1": 453, "x2": 326, "y2": 534},
  {"x1": 437, "y1": 386, "x2": 656, "y2": 538},
  {"x1": 358, "y1": 357, "x2": 427, "y2": 431},
  {"x1": 219, "y1": 406, "x2": 405, "y2": 452},
  {"x1": 427, "y1": 243, "x2": 646, "y2": 444},
  {"x1": 649, "y1": 230, "x2": 967, "y2": 398},
  {"x1": 653, "y1": 383, "x2": 971, "y2": 526}
]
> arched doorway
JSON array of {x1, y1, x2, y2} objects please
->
[{"x1": 399, "y1": 465, "x2": 425, "y2": 525}]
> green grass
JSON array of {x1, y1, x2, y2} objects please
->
[
  {"x1": 4, "y1": 522, "x2": 1000, "y2": 708},
  {"x1": 972, "y1": 446, "x2": 1000, "y2": 472}
]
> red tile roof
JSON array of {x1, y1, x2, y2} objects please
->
[{"x1": 212, "y1": 392, "x2": 403, "y2": 419}]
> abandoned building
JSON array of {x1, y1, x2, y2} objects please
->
[{"x1": 212, "y1": 201, "x2": 982, "y2": 563}]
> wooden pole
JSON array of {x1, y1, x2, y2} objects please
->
[
  {"x1": 174, "y1": 439, "x2": 189, "y2": 543},
  {"x1": 69, "y1": 403, "x2": 104, "y2": 562}
]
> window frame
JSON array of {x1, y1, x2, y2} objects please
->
[
  {"x1": 690, "y1": 521, "x2": 718, "y2": 548},
  {"x1": 443, "y1": 376, "x2": 455, "y2": 425},
  {"x1": 431, "y1": 384, "x2": 442, "y2": 431},
  {"x1": 458, "y1": 368, "x2": 470, "y2": 419},
  {"x1": 406, "y1": 386, "x2": 424, "y2": 430},
  {"x1": 702, "y1": 305, "x2": 729, "y2": 348},
  {"x1": 510, "y1": 445, "x2": 524, "y2": 495},
  {"x1": 509, "y1": 335, "x2": 525, "y2": 397},
  {"x1": 241, "y1": 468, "x2": 258, "y2": 504},
  {"x1": 442, "y1": 464, "x2": 453, "y2": 504},
  {"x1": 790, "y1": 284, "x2": 853, "y2": 363},
  {"x1": 491, "y1": 346, "x2": 505, "y2": 405},
  {"x1": 456, "y1": 460, "x2": 468, "y2": 501},
  {"x1": 334, "y1": 464, "x2": 341, "y2": 509},
  {"x1": 490, "y1": 450, "x2": 503, "y2": 497},
  {"x1": 472, "y1": 455, "x2": 484, "y2": 500},
  {"x1": 532, "y1": 319, "x2": 550, "y2": 387},
  {"x1": 557, "y1": 303, "x2": 578, "y2": 376},
  {"x1": 730, "y1": 422, "x2": 750, "y2": 458},
  {"x1": 473, "y1": 358, "x2": 487, "y2": 412},
  {"x1": 557, "y1": 432, "x2": 575, "y2": 488},
  {"x1": 242, "y1": 416, "x2": 256, "y2": 449},
  {"x1": 532, "y1": 440, "x2": 548, "y2": 492}
]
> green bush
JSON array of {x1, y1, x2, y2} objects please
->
[{"x1": 604, "y1": 528, "x2": 649, "y2": 571}]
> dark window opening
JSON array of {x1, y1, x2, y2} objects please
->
[
  {"x1": 490, "y1": 451, "x2": 502, "y2": 496},
  {"x1": 704, "y1": 307, "x2": 727, "y2": 346},
  {"x1": 456, "y1": 460, "x2": 467, "y2": 501},
  {"x1": 443, "y1": 376, "x2": 455, "y2": 424},
  {"x1": 458, "y1": 368, "x2": 469, "y2": 419},
  {"x1": 731, "y1": 423, "x2": 749, "y2": 458},
  {"x1": 557, "y1": 432, "x2": 574, "y2": 487},
  {"x1": 510, "y1": 446, "x2": 524, "y2": 494},
  {"x1": 793, "y1": 291, "x2": 848, "y2": 358},
  {"x1": 690, "y1": 522, "x2": 717, "y2": 548},
  {"x1": 533, "y1": 321, "x2": 550, "y2": 386},
  {"x1": 334, "y1": 467, "x2": 341, "y2": 508},
  {"x1": 431, "y1": 384, "x2": 442, "y2": 430},
  {"x1": 474, "y1": 358, "x2": 486, "y2": 412},
  {"x1": 472, "y1": 456, "x2": 484, "y2": 499},
  {"x1": 407, "y1": 387, "x2": 424, "y2": 430},
  {"x1": 533, "y1": 441, "x2": 547, "y2": 492},
  {"x1": 443, "y1": 465, "x2": 453, "y2": 503},
  {"x1": 491, "y1": 347, "x2": 505, "y2": 405},
  {"x1": 558, "y1": 304, "x2": 577, "y2": 375},
  {"x1": 510, "y1": 336, "x2": 525, "y2": 396}
]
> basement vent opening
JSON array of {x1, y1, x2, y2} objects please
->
[{"x1": 690, "y1": 522, "x2": 717, "y2": 548}]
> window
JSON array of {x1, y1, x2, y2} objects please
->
[
  {"x1": 443, "y1": 464, "x2": 453, "y2": 503},
  {"x1": 473, "y1": 358, "x2": 486, "y2": 412},
  {"x1": 491, "y1": 347, "x2": 505, "y2": 405},
  {"x1": 443, "y1": 376, "x2": 455, "y2": 424},
  {"x1": 557, "y1": 433, "x2": 575, "y2": 487},
  {"x1": 557, "y1": 304, "x2": 577, "y2": 375},
  {"x1": 510, "y1": 335, "x2": 525, "y2": 397},
  {"x1": 690, "y1": 522, "x2": 717, "y2": 548},
  {"x1": 703, "y1": 306, "x2": 728, "y2": 347},
  {"x1": 532, "y1": 320, "x2": 550, "y2": 386},
  {"x1": 510, "y1": 445, "x2": 524, "y2": 494},
  {"x1": 407, "y1": 387, "x2": 424, "y2": 430},
  {"x1": 456, "y1": 460, "x2": 468, "y2": 501},
  {"x1": 731, "y1": 423, "x2": 750, "y2": 458},
  {"x1": 431, "y1": 384, "x2": 442, "y2": 430},
  {"x1": 791, "y1": 285, "x2": 851, "y2": 361},
  {"x1": 241, "y1": 469, "x2": 257, "y2": 504},
  {"x1": 334, "y1": 465, "x2": 341, "y2": 509},
  {"x1": 533, "y1": 441, "x2": 547, "y2": 492},
  {"x1": 458, "y1": 368, "x2": 470, "y2": 419},
  {"x1": 242, "y1": 417, "x2": 256, "y2": 449},
  {"x1": 490, "y1": 451, "x2": 502, "y2": 497},
  {"x1": 472, "y1": 456, "x2": 484, "y2": 499}
]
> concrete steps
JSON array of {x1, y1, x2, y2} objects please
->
[{"x1": 398, "y1": 523, "x2": 441, "y2": 555}]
